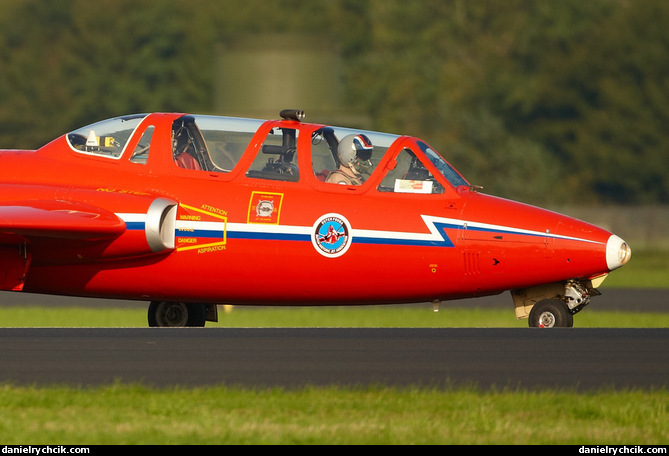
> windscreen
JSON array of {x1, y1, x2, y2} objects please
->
[
  {"x1": 67, "y1": 114, "x2": 147, "y2": 158},
  {"x1": 417, "y1": 141, "x2": 469, "y2": 188}
]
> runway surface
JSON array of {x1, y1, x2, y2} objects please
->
[
  {"x1": 0, "y1": 327, "x2": 666, "y2": 390},
  {"x1": 0, "y1": 288, "x2": 666, "y2": 390}
]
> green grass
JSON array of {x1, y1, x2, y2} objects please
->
[
  {"x1": 0, "y1": 383, "x2": 665, "y2": 445},
  {"x1": 603, "y1": 248, "x2": 669, "y2": 288},
  {"x1": 1, "y1": 304, "x2": 668, "y2": 328}
]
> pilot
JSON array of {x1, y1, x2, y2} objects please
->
[
  {"x1": 172, "y1": 122, "x2": 201, "y2": 170},
  {"x1": 326, "y1": 134, "x2": 373, "y2": 185}
]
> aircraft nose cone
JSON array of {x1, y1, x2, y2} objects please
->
[{"x1": 606, "y1": 234, "x2": 632, "y2": 270}]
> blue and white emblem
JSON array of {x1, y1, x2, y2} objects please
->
[{"x1": 312, "y1": 214, "x2": 352, "y2": 258}]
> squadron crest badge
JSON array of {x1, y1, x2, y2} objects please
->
[{"x1": 312, "y1": 214, "x2": 352, "y2": 258}]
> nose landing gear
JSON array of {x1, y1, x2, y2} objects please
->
[{"x1": 513, "y1": 279, "x2": 600, "y2": 328}]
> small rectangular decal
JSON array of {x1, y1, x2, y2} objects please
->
[
  {"x1": 248, "y1": 191, "x2": 284, "y2": 224},
  {"x1": 394, "y1": 179, "x2": 433, "y2": 194}
]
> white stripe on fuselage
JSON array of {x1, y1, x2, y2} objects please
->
[{"x1": 116, "y1": 213, "x2": 603, "y2": 246}]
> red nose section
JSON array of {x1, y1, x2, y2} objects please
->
[{"x1": 457, "y1": 193, "x2": 628, "y2": 291}]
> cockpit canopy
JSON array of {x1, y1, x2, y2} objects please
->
[
  {"x1": 66, "y1": 113, "x2": 468, "y2": 194},
  {"x1": 67, "y1": 114, "x2": 147, "y2": 158}
]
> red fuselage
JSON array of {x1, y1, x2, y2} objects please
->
[{"x1": 0, "y1": 112, "x2": 629, "y2": 322}]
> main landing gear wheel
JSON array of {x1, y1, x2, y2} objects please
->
[
  {"x1": 148, "y1": 301, "x2": 207, "y2": 327},
  {"x1": 528, "y1": 299, "x2": 574, "y2": 328}
]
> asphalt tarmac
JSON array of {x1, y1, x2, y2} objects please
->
[
  {"x1": 0, "y1": 289, "x2": 666, "y2": 390},
  {"x1": 0, "y1": 327, "x2": 666, "y2": 390}
]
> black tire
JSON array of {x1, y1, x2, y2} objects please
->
[
  {"x1": 148, "y1": 301, "x2": 207, "y2": 327},
  {"x1": 528, "y1": 299, "x2": 574, "y2": 328}
]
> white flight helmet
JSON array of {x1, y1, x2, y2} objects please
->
[{"x1": 337, "y1": 134, "x2": 373, "y2": 168}]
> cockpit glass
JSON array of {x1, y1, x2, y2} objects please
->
[
  {"x1": 378, "y1": 148, "x2": 446, "y2": 194},
  {"x1": 171, "y1": 115, "x2": 263, "y2": 173},
  {"x1": 192, "y1": 115, "x2": 262, "y2": 172},
  {"x1": 311, "y1": 126, "x2": 398, "y2": 185},
  {"x1": 417, "y1": 141, "x2": 469, "y2": 188},
  {"x1": 67, "y1": 114, "x2": 147, "y2": 158}
]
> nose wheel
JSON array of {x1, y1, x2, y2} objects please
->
[{"x1": 528, "y1": 299, "x2": 574, "y2": 328}]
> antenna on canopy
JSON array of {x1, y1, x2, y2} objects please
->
[{"x1": 279, "y1": 109, "x2": 305, "y2": 121}]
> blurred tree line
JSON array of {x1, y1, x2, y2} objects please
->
[{"x1": 0, "y1": 0, "x2": 667, "y2": 206}]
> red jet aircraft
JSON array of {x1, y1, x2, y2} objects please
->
[{"x1": 0, "y1": 110, "x2": 631, "y2": 327}]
